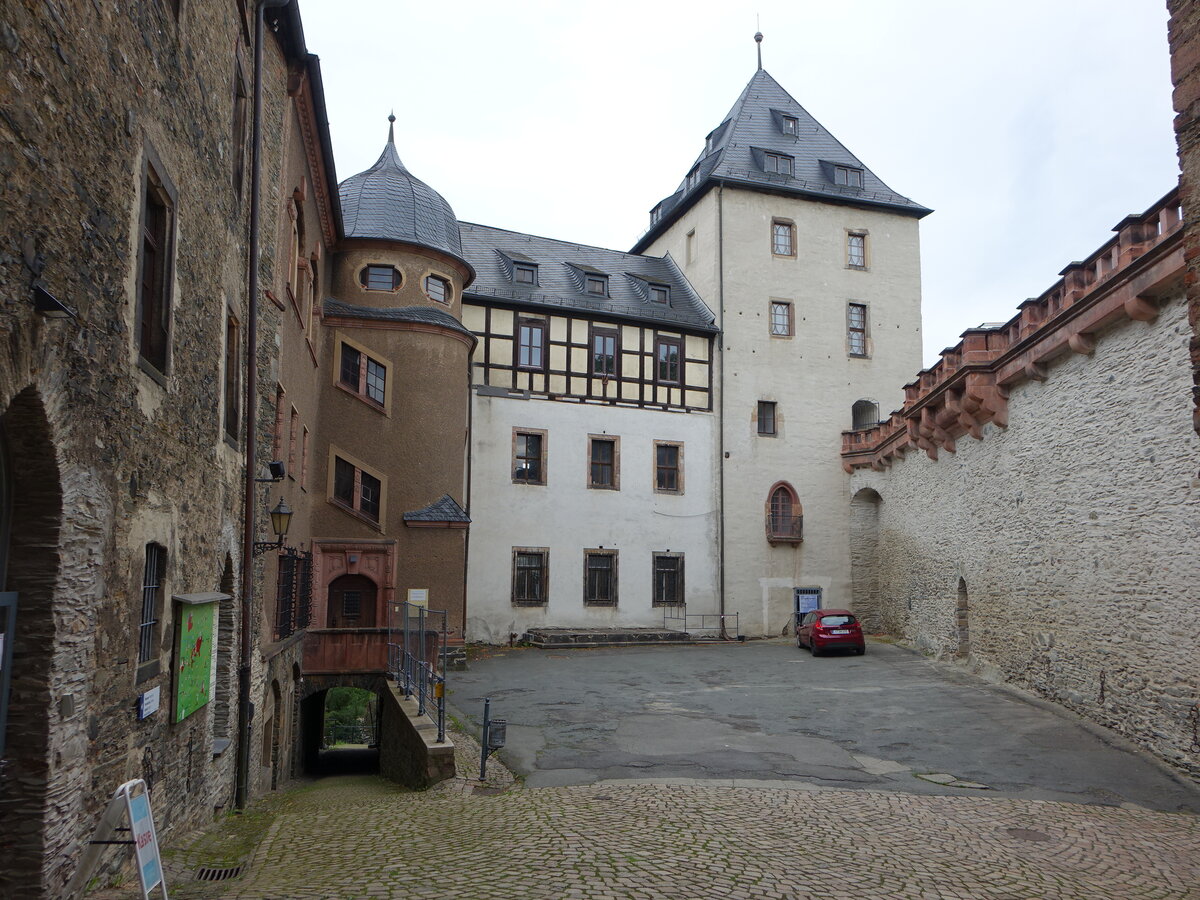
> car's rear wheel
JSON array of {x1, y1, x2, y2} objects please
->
[
  {"x1": 855, "y1": 646, "x2": 865, "y2": 656},
  {"x1": 810, "y1": 641, "x2": 820, "y2": 657}
]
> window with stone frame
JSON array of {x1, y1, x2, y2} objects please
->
[
  {"x1": 512, "y1": 429, "x2": 546, "y2": 485},
  {"x1": 338, "y1": 342, "x2": 387, "y2": 407},
  {"x1": 770, "y1": 300, "x2": 793, "y2": 337},
  {"x1": 767, "y1": 483, "x2": 803, "y2": 542},
  {"x1": 652, "y1": 553, "x2": 684, "y2": 606},
  {"x1": 137, "y1": 543, "x2": 167, "y2": 680},
  {"x1": 847, "y1": 232, "x2": 867, "y2": 269},
  {"x1": 512, "y1": 548, "x2": 549, "y2": 606},
  {"x1": 588, "y1": 436, "x2": 619, "y2": 490},
  {"x1": 771, "y1": 219, "x2": 795, "y2": 257},
  {"x1": 654, "y1": 441, "x2": 683, "y2": 494},
  {"x1": 137, "y1": 152, "x2": 176, "y2": 375},
  {"x1": 584, "y1": 550, "x2": 617, "y2": 606},
  {"x1": 757, "y1": 401, "x2": 777, "y2": 436},
  {"x1": 847, "y1": 302, "x2": 869, "y2": 357},
  {"x1": 332, "y1": 455, "x2": 383, "y2": 523}
]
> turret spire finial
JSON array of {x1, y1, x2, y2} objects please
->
[
  {"x1": 754, "y1": 28, "x2": 763, "y2": 71},
  {"x1": 387, "y1": 110, "x2": 396, "y2": 144}
]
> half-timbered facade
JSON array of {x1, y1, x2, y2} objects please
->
[{"x1": 459, "y1": 225, "x2": 719, "y2": 641}]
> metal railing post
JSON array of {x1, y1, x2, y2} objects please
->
[
  {"x1": 480, "y1": 697, "x2": 491, "y2": 780},
  {"x1": 417, "y1": 606, "x2": 427, "y2": 716},
  {"x1": 403, "y1": 601, "x2": 412, "y2": 699}
]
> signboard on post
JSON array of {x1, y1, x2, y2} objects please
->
[{"x1": 173, "y1": 594, "x2": 217, "y2": 723}]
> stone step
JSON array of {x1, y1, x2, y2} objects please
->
[{"x1": 522, "y1": 627, "x2": 705, "y2": 649}]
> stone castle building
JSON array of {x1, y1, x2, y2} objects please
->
[{"x1": 0, "y1": 2, "x2": 1197, "y2": 896}]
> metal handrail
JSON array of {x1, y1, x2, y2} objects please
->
[{"x1": 386, "y1": 601, "x2": 448, "y2": 743}]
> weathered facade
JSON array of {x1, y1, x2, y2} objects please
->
[
  {"x1": 842, "y1": 191, "x2": 1198, "y2": 778},
  {"x1": 0, "y1": 1, "x2": 261, "y2": 894},
  {"x1": 635, "y1": 68, "x2": 929, "y2": 636}
]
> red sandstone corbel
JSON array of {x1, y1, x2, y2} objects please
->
[
  {"x1": 842, "y1": 461, "x2": 854, "y2": 474},
  {"x1": 957, "y1": 411, "x2": 984, "y2": 440},
  {"x1": 1068, "y1": 331, "x2": 1096, "y2": 355},
  {"x1": 1024, "y1": 361, "x2": 1048, "y2": 382},
  {"x1": 1123, "y1": 294, "x2": 1158, "y2": 322}
]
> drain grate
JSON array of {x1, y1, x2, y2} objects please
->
[{"x1": 194, "y1": 865, "x2": 244, "y2": 882}]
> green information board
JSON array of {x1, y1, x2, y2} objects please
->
[{"x1": 174, "y1": 600, "x2": 215, "y2": 723}]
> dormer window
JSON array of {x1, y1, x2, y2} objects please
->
[
  {"x1": 650, "y1": 204, "x2": 663, "y2": 226},
  {"x1": 685, "y1": 165, "x2": 700, "y2": 190},
  {"x1": 834, "y1": 165, "x2": 864, "y2": 188},
  {"x1": 585, "y1": 274, "x2": 608, "y2": 296},
  {"x1": 763, "y1": 152, "x2": 794, "y2": 176},
  {"x1": 781, "y1": 115, "x2": 798, "y2": 135},
  {"x1": 360, "y1": 265, "x2": 401, "y2": 292},
  {"x1": 649, "y1": 284, "x2": 670, "y2": 304},
  {"x1": 514, "y1": 262, "x2": 538, "y2": 285}
]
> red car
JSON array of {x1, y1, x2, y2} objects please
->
[{"x1": 797, "y1": 609, "x2": 865, "y2": 656}]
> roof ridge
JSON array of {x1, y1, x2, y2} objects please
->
[{"x1": 460, "y1": 221, "x2": 656, "y2": 260}]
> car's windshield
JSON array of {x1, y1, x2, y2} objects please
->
[{"x1": 820, "y1": 615, "x2": 854, "y2": 626}]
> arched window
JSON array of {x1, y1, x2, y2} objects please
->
[
  {"x1": 852, "y1": 399, "x2": 879, "y2": 430},
  {"x1": 766, "y1": 482, "x2": 802, "y2": 543}
]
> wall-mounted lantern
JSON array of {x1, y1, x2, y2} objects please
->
[{"x1": 252, "y1": 497, "x2": 292, "y2": 556}]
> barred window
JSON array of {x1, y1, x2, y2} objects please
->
[
  {"x1": 653, "y1": 554, "x2": 684, "y2": 606},
  {"x1": 138, "y1": 544, "x2": 167, "y2": 667},
  {"x1": 770, "y1": 301, "x2": 792, "y2": 337},
  {"x1": 584, "y1": 551, "x2": 617, "y2": 606},
  {"x1": 772, "y1": 220, "x2": 795, "y2": 256},
  {"x1": 848, "y1": 303, "x2": 868, "y2": 357},
  {"x1": 512, "y1": 549, "x2": 549, "y2": 606}
]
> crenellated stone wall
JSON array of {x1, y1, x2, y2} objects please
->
[{"x1": 848, "y1": 291, "x2": 1200, "y2": 779}]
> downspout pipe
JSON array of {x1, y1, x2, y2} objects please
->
[
  {"x1": 237, "y1": 0, "x2": 291, "y2": 812},
  {"x1": 716, "y1": 183, "x2": 727, "y2": 638}
]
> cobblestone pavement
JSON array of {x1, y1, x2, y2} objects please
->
[{"x1": 92, "y1": 732, "x2": 1200, "y2": 900}]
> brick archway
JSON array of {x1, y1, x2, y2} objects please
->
[{"x1": 0, "y1": 387, "x2": 64, "y2": 897}]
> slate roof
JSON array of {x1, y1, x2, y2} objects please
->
[
  {"x1": 458, "y1": 222, "x2": 718, "y2": 334},
  {"x1": 338, "y1": 125, "x2": 472, "y2": 278},
  {"x1": 403, "y1": 494, "x2": 471, "y2": 523},
  {"x1": 631, "y1": 69, "x2": 931, "y2": 253},
  {"x1": 322, "y1": 299, "x2": 476, "y2": 341}
]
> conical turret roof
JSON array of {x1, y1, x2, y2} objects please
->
[
  {"x1": 633, "y1": 69, "x2": 930, "y2": 251},
  {"x1": 338, "y1": 122, "x2": 470, "y2": 275}
]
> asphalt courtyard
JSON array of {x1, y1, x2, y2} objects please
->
[
  {"x1": 91, "y1": 639, "x2": 1200, "y2": 899},
  {"x1": 448, "y1": 638, "x2": 1200, "y2": 811}
]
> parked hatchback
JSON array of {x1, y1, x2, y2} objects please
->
[{"x1": 797, "y1": 609, "x2": 865, "y2": 656}]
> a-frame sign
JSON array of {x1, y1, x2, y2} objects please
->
[{"x1": 66, "y1": 778, "x2": 168, "y2": 899}]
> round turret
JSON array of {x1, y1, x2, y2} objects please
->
[{"x1": 338, "y1": 125, "x2": 470, "y2": 276}]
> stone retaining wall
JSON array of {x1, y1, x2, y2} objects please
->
[{"x1": 849, "y1": 293, "x2": 1200, "y2": 779}]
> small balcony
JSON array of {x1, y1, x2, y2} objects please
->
[{"x1": 766, "y1": 514, "x2": 803, "y2": 544}]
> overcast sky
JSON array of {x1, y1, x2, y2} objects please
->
[{"x1": 298, "y1": 0, "x2": 1178, "y2": 366}]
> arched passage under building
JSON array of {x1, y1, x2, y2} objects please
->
[{"x1": 298, "y1": 676, "x2": 386, "y2": 777}]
